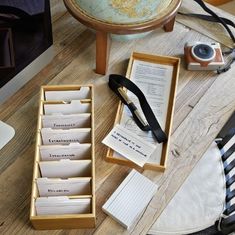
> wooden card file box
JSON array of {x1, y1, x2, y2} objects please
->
[
  {"x1": 106, "y1": 52, "x2": 180, "y2": 171},
  {"x1": 30, "y1": 85, "x2": 95, "y2": 230}
]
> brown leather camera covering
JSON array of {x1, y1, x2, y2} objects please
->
[{"x1": 184, "y1": 46, "x2": 223, "y2": 67}]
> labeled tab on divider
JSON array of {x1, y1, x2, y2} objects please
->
[
  {"x1": 39, "y1": 143, "x2": 91, "y2": 161},
  {"x1": 41, "y1": 128, "x2": 91, "y2": 145},
  {"x1": 42, "y1": 113, "x2": 91, "y2": 129},
  {"x1": 36, "y1": 177, "x2": 91, "y2": 196}
]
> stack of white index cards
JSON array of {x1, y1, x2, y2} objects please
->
[{"x1": 102, "y1": 169, "x2": 158, "y2": 229}]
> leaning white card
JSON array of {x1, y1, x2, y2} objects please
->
[
  {"x1": 102, "y1": 124, "x2": 156, "y2": 167},
  {"x1": 44, "y1": 100, "x2": 91, "y2": 115},
  {"x1": 39, "y1": 159, "x2": 91, "y2": 178},
  {"x1": 41, "y1": 128, "x2": 91, "y2": 145},
  {"x1": 102, "y1": 170, "x2": 158, "y2": 229},
  {"x1": 39, "y1": 143, "x2": 91, "y2": 161},
  {"x1": 0, "y1": 121, "x2": 15, "y2": 150},
  {"x1": 35, "y1": 196, "x2": 91, "y2": 215},
  {"x1": 36, "y1": 177, "x2": 91, "y2": 196},
  {"x1": 42, "y1": 113, "x2": 91, "y2": 129},
  {"x1": 45, "y1": 87, "x2": 91, "y2": 101}
]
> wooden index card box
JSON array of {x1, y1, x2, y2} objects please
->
[
  {"x1": 106, "y1": 52, "x2": 180, "y2": 172},
  {"x1": 30, "y1": 85, "x2": 95, "y2": 230}
]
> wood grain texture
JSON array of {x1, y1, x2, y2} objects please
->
[
  {"x1": 0, "y1": 0, "x2": 235, "y2": 234},
  {"x1": 219, "y1": 0, "x2": 235, "y2": 15},
  {"x1": 204, "y1": 0, "x2": 233, "y2": 5}
]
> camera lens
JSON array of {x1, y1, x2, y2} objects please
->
[{"x1": 191, "y1": 44, "x2": 216, "y2": 62}]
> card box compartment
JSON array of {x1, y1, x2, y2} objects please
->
[
  {"x1": 39, "y1": 159, "x2": 92, "y2": 178},
  {"x1": 105, "y1": 52, "x2": 180, "y2": 171},
  {"x1": 41, "y1": 113, "x2": 91, "y2": 129},
  {"x1": 30, "y1": 85, "x2": 95, "y2": 229},
  {"x1": 35, "y1": 196, "x2": 92, "y2": 216},
  {"x1": 36, "y1": 177, "x2": 92, "y2": 196},
  {"x1": 39, "y1": 143, "x2": 91, "y2": 161}
]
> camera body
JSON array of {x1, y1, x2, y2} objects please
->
[{"x1": 184, "y1": 42, "x2": 225, "y2": 71}]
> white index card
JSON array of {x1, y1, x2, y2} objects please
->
[
  {"x1": 36, "y1": 177, "x2": 91, "y2": 196},
  {"x1": 102, "y1": 169, "x2": 158, "y2": 229},
  {"x1": 102, "y1": 124, "x2": 156, "y2": 167}
]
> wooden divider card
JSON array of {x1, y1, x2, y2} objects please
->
[
  {"x1": 113, "y1": 59, "x2": 173, "y2": 165},
  {"x1": 30, "y1": 85, "x2": 95, "y2": 229}
]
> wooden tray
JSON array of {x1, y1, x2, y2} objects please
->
[
  {"x1": 105, "y1": 52, "x2": 180, "y2": 171},
  {"x1": 30, "y1": 85, "x2": 95, "y2": 229}
]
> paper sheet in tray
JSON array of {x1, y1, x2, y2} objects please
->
[{"x1": 113, "y1": 59, "x2": 173, "y2": 165}]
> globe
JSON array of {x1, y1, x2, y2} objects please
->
[
  {"x1": 64, "y1": 0, "x2": 181, "y2": 74},
  {"x1": 75, "y1": 0, "x2": 173, "y2": 25}
]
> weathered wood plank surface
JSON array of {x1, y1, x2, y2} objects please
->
[
  {"x1": 0, "y1": 0, "x2": 234, "y2": 234},
  {"x1": 177, "y1": 0, "x2": 235, "y2": 48}
]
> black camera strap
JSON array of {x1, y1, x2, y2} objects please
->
[
  {"x1": 108, "y1": 74, "x2": 167, "y2": 143},
  {"x1": 179, "y1": 0, "x2": 235, "y2": 73}
]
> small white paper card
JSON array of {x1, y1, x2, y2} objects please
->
[{"x1": 102, "y1": 124, "x2": 156, "y2": 167}]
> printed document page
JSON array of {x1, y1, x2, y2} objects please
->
[{"x1": 113, "y1": 59, "x2": 173, "y2": 164}]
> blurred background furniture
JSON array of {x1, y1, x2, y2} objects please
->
[{"x1": 0, "y1": 0, "x2": 53, "y2": 104}]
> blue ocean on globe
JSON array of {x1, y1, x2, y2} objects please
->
[{"x1": 76, "y1": 0, "x2": 172, "y2": 24}]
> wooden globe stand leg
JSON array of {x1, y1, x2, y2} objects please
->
[
  {"x1": 163, "y1": 16, "x2": 176, "y2": 32},
  {"x1": 96, "y1": 31, "x2": 111, "y2": 75}
]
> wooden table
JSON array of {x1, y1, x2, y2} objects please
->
[{"x1": 0, "y1": 0, "x2": 234, "y2": 234}]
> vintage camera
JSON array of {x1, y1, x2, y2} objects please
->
[{"x1": 184, "y1": 42, "x2": 225, "y2": 71}]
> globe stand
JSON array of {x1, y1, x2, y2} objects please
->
[{"x1": 64, "y1": 0, "x2": 181, "y2": 75}]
